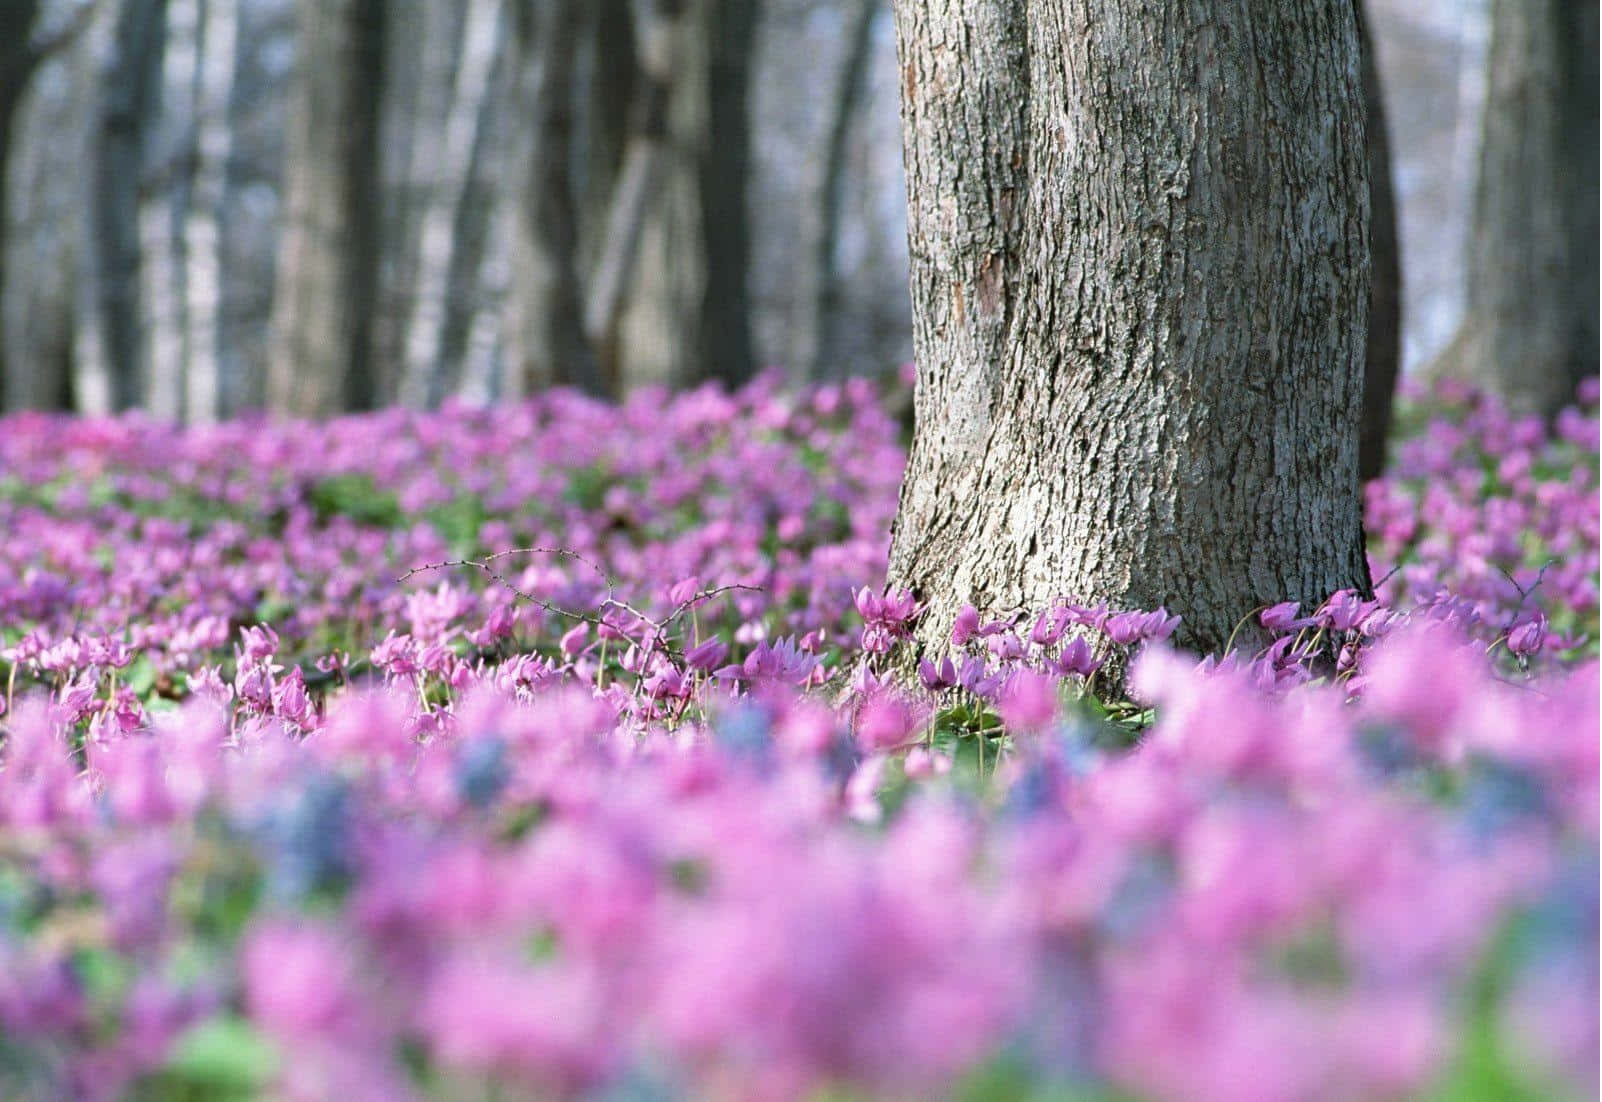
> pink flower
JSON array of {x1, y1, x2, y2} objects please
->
[
  {"x1": 244, "y1": 921, "x2": 358, "y2": 1041},
  {"x1": 1507, "y1": 614, "x2": 1548, "y2": 657},
  {"x1": 998, "y1": 670, "x2": 1059, "y2": 733},
  {"x1": 951, "y1": 605, "x2": 981, "y2": 647},
  {"x1": 857, "y1": 693, "x2": 925, "y2": 752}
]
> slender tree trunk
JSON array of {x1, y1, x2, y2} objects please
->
[
  {"x1": 799, "y1": 0, "x2": 877, "y2": 382},
  {"x1": 181, "y1": 0, "x2": 238, "y2": 424},
  {"x1": 585, "y1": 0, "x2": 692, "y2": 393},
  {"x1": 577, "y1": 0, "x2": 635, "y2": 280},
  {"x1": 503, "y1": 0, "x2": 600, "y2": 394},
  {"x1": 459, "y1": 201, "x2": 511, "y2": 403},
  {"x1": 695, "y1": 0, "x2": 758, "y2": 387},
  {"x1": 1434, "y1": 0, "x2": 1599, "y2": 416},
  {"x1": 267, "y1": 0, "x2": 386, "y2": 415},
  {"x1": 70, "y1": 11, "x2": 115, "y2": 417},
  {"x1": 0, "y1": 0, "x2": 43, "y2": 409},
  {"x1": 399, "y1": 0, "x2": 503, "y2": 407},
  {"x1": 886, "y1": 0, "x2": 1372, "y2": 659},
  {"x1": 142, "y1": 0, "x2": 198, "y2": 421},
  {"x1": 1357, "y1": 0, "x2": 1401, "y2": 480},
  {"x1": 89, "y1": 0, "x2": 164, "y2": 412}
]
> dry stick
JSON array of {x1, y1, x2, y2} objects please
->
[{"x1": 399, "y1": 546, "x2": 760, "y2": 663}]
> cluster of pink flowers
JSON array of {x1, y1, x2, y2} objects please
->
[{"x1": 0, "y1": 377, "x2": 1594, "y2": 1100}]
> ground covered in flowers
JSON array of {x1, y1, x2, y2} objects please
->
[{"x1": 0, "y1": 375, "x2": 1596, "y2": 1101}]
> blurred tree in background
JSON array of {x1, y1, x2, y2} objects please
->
[{"x1": 0, "y1": 0, "x2": 1592, "y2": 451}]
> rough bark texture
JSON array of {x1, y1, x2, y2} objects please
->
[
  {"x1": 887, "y1": 0, "x2": 1373, "y2": 659},
  {"x1": 1357, "y1": 0, "x2": 1401, "y2": 481},
  {"x1": 695, "y1": 0, "x2": 758, "y2": 387},
  {"x1": 267, "y1": 0, "x2": 385, "y2": 416},
  {"x1": 1434, "y1": 0, "x2": 1598, "y2": 417}
]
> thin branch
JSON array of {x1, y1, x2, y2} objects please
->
[{"x1": 399, "y1": 546, "x2": 761, "y2": 661}]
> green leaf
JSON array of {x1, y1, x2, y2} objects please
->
[{"x1": 157, "y1": 1015, "x2": 279, "y2": 1096}]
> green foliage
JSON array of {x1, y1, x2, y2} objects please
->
[
  {"x1": 306, "y1": 473, "x2": 404, "y2": 528},
  {"x1": 131, "y1": 1016, "x2": 279, "y2": 1102},
  {"x1": 1420, "y1": 917, "x2": 1571, "y2": 1102}
]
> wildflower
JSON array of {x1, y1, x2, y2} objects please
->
[
  {"x1": 684, "y1": 638, "x2": 729, "y2": 672},
  {"x1": 1507, "y1": 615, "x2": 1548, "y2": 658},
  {"x1": 998, "y1": 670, "x2": 1059, "y2": 733},
  {"x1": 918, "y1": 655, "x2": 957, "y2": 692},
  {"x1": 951, "y1": 605, "x2": 981, "y2": 646}
]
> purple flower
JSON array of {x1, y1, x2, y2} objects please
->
[
  {"x1": 1051, "y1": 635, "x2": 1103, "y2": 678},
  {"x1": 1030, "y1": 606, "x2": 1070, "y2": 647},
  {"x1": 684, "y1": 638, "x2": 730, "y2": 672},
  {"x1": 998, "y1": 670, "x2": 1059, "y2": 733},
  {"x1": 1260, "y1": 601, "x2": 1310, "y2": 632},
  {"x1": 239, "y1": 624, "x2": 280, "y2": 662},
  {"x1": 1103, "y1": 612, "x2": 1148, "y2": 647},
  {"x1": 951, "y1": 605, "x2": 981, "y2": 647},
  {"x1": 918, "y1": 656, "x2": 958, "y2": 692},
  {"x1": 1507, "y1": 615, "x2": 1548, "y2": 657}
]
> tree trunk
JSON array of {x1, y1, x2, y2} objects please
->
[
  {"x1": 142, "y1": 0, "x2": 198, "y2": 421},
  {"x1": 503, "y1": 0, "x2": 600, "y2": 395},
  {"x1": 695, "y1": 0, "x2": 758, "y2": 387},
  {"x1": 886, "y1": 0, "x2": 1372, "y2": 660},
  {"x1": 576, "y1": 0, "x2": 635, "y2": 281},
  {"x1": 267, "y1": 0, "x2": 386, "y2": 416},
  {"x1": 398, "y1": 0, "x2": 503, "y2": 407},
  {"x1": 1356, "y1": 0, "x2": 1401, "y2": 481},
  {"x1": 799, "y1": 0, "x2": 878, "y2": 382},
  {"x1": 89, "y1": 0, "x2": 164, "y2": 412},
  {"x1": 585, "y1": 0, "x2": 693, "y2": 393},
  {"x1": 0, "y1": 0, "x2": 43, "y2": 409},
  {"x1": 182, "y1": 0, "x2": 239, "y2": 423},
  {"x1": 1435, "y1": 0, "x2": 1599, "y2": 417}
]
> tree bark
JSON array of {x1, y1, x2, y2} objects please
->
[
  {"x1": 886, "y1": 0, "x2": 1373, "y2": 660},
  {"x1": 1434, "y1": 0, "x2": 1599, "y2": 417},
  {"x1": 695, "y1": 0, "x2": 758, "y2": 387},
  {"x1": 503, "y1": 0, "x2": 600, "y2": 395},
  {"x1": 398, "y1": 0, "x2": 503, "y2": 408},
  {"x1": 267, "y1": 0, "x2": 386, "y2": 416},
  {"x1": 182, "y1": 0, "x2": 239, "y2": 423},
  {"x1": 88, "y1": 0, "x2": 164, "y2": 412},
  {"x1": 1356, "y1": 0, "x2": 1401, "y2": 481},
  {"x1": 0, "y1": 0, "x2": 43, "y2": 409},
  {"x1": 577, "y1": 0, "x2": 635, "y2": 282},
  {"x1": 585, "y1": 0, "x2": 693, "y2": 393},
  {"x1": 799, "y1": 0, "x2": 878, "y2": 382}
]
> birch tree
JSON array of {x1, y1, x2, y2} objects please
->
[{"x1": 886, "y1": 0, "x2": 1373, "y2": 658}]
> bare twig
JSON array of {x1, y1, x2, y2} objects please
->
[
  {"x1": 399, "y1": 546, "x2": 761, "y2": 662},
  {"x1": 1495, "y1": 559, "x2": 1552, "y2": 608}
]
